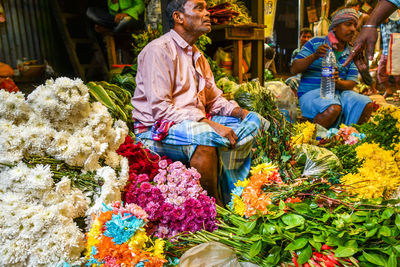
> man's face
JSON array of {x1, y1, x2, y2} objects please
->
[
  {"x1": 180, "y1": 0, "x2": 211, "y2": 34},
  {"x1": 334, "y1": 20, "x2": 357, "y2": 43},
  {"x1": 300, "y1": 32, "x2": 313, "y2": 47}
]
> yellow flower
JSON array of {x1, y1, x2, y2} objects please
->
[
  {"x1": 128, "y1": 229, "x2": 148, "y2": 250},
  {"x1": 236, "y1": 179, "x2": 249, "y2": 188},
  {"x1": 291, "y1": 121, "x2": 316, "y2": 146},
  {"x1": 85, "y1": 219, "x2": 102, "y2": 258},
  {"x1": 341, "y1": 143, "x2": 400, "y2": 199},
  {"x1": 152, "y1": 238, "x2": 166, "y2": 258},
  {"x1": 232, "y1": 195, "x2": 246, "y2": 216},
  {"x1": 250, "y1": 162, "x2": 278, "y2": 175}
]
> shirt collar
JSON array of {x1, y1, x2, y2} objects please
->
[{"x1": 170, "y1": 29, "x2": 202, "y2": 61}]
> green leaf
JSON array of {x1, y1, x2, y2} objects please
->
[
  {"x1": 285, "y1": 238, "x2": 308, "y2": 251},
  {"x1": 249, "y1": 240, "x2": 262, "y2": 258},
  {"x1": 265, "y1": 246, "x2": 281, "y2": 265},
  {"x1": 313, "y1": 235, "x2": 325, "y2": 242},
  {"x1": 297, "y1": 245, "x2": 312, "y2": 265},
  {"x1": 247, "y1": 235, "x2": 262, "y2": 242},
  {"x1": 279, "y1": 200, "x2": 286, "y2": 210},
  {"x1": 382, "y1": 208, "x2": 394, "y2": 220},
  {"x1": 379, "y1": 226, "x2": 392, "y2": 237},
  {"x1": 309, "y1": 240, "x2": 322, "y2": 252},
  {"x1": 395, "y1": 214, "x2": 400, "y2": 230},
  {"x1": 388, "y1": 253, "x2": 397, "y2": 267},
  {"x1": 282, "y1": 214, "x2": 305, "y2": 228},
  {"x1": 239, "y1": 220, "x2": 257, "y2": 235},
  {"x1": 263, "y1": 223, "x2": 276, "y2": 235},
  {"x1": 292, "y1": 203, "x2": 310, "y2": 214},
  {"x1": 366, "y1": 228, "x2": 378, "y2": 238},
  {"x1": 335, "y1": 247, "x2": 358, "y2": 257},
  {"x1": 363, "y1": 251, "x2": 387, "y2": 266},
  {"x1": 344, "y1": 240, "x2": 358, "y2": 248}
]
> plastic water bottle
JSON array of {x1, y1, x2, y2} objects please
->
[{"x1": 320, "y1": 48, "x2": 336, "y2": 99}]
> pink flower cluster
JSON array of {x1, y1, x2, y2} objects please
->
[
  {"x1": 327, "y1": 125, "x2": 365, "y2": 145},
  {"x1": 124, "y1": 160, "x2": 217, "y2": 238}
]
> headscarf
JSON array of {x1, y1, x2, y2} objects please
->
[
  {"x1": 328, "y1": 8, "x2": 358, "y2": 49},
  {"x1": 329, "y1": 8, "x2": 359, "y2": 31}
]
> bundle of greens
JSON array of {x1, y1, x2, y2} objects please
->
[{"x1": 180, "y1": 198, "x2": 400, "y2": 266}]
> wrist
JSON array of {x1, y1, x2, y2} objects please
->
[{"x1": 362, "y1": 24, "x2": 378, "y2": 28}]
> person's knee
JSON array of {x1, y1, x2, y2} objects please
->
[
  {"x1": 324, "y1": 104, "x2": 342, "y2": 118},
  {"x1": 190, "y1": 146, "x2": 217, "y2": 168}
]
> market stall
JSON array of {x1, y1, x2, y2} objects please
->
[{"x1": 1, "y1": 0, "x2": 400, "y2": 266}]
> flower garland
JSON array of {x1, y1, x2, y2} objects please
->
[
  {"x1": 230, "y1": 162, "x2": 284, "y2": 217},
  {"x1": 85, "y1": 201, "x2": 167, "y2": 266},
  {"x1": 327, "y1": 124, "x2": 365, "y2": 145},
  {"x1": 291, "y1": 121, "x2": 316, "y2": 146},
  {"x1": 341, "y1": 143, "x2": 400, "y2": 199}
]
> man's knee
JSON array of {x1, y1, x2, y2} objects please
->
[
  {"x1": 190, "y1": 146, "x2": 217, "y2": 166},
  {"x1": 322, "y1": 104, "x2": 342, "y2": 119}
]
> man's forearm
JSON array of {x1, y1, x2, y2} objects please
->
[
  {"x1": 336, "y1": 80, "x2": 357, "y2": 91},
  {"x1": 290, "y1": 54, "x2": 318, "y2": 74},
  {"x1": 365, "y1": 0, "x2": 398, "y2": 26}
]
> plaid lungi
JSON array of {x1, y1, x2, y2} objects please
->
[{"x1": 135, "y1": 112, "x2": 270, "y2": 203}]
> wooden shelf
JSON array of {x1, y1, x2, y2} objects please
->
[{"x1": 209, "y1": 23, "x2": 265, "y2": 84}]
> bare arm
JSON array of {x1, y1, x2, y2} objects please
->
[
  {"x1": 290, "y1": 44, "x2": 330, "y2": 74},
  {"x1": 344, "y1": 0, "x2": 398, "y2": 66}
]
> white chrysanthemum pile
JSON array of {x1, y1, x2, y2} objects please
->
[
  {"x1": 0, "y1": 77, "x2": 128, "y2": 171},
  {"x1": 0, "y1": 163, "x2": 87, "y2": 266},
  {"x1": 0, "y1": 77, "x2": 131, "y2": 265}
]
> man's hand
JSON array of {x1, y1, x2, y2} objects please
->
[
  {"x1": 343, "y1": 27, "x2": 378, "y2": 67},
  {"x1": 200, "y1": 119, "x2": 238, "y2": 147},
  {"x1": 114, "y1": 13, "x2": 129, "y2": 24},
  {"x1": 333, "y1": 68, "x2": 340, "y2": 84},
  {"x1": 231, "y1": 107, "x2": 250, "y2": 120},
  {"x1": 313, "y1": 44, "x2": 330, "y2": 60}
]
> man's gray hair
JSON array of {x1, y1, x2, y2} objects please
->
[{"x1": 166, "y1": 0, "x2": 189, "y2": 29}]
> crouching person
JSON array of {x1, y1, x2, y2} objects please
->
[
  {"x1": 290, "y1": 8, "x2": 373, "y2": 129},
  {"x1": 131, "y1": 0, "x2": 268, "y2": 205}
]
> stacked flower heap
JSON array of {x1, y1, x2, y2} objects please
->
[
  {"x1": 0, "y1": 77, "x2": 128, "y2": 171},
  {"x1": 85, "y1": 201, "x2": 167, "y2": 266},
  {"x1": 117, "y1": 138, "x2": 217, "y2": 238},
  {"x1": 290, "y1": 121, "x2": 316, "y2": 146},
  {"x1": 230, "y1": 162, "x2": 284, "y2": 217},
  {"x1": 0, "y1": 77, "x2": 130, "y2": 265},
  {"x1": 341, "y1": 142, "x2": 400, "y2": 199},
  {"x1": 126, "y1": 160, "x2": 217, "y2": 238},
  {"x1": 0, "y1": 163, "x2": 87, "y2": 266},
  {"x1": 327, "y1": 124, "x2": 365, "y2": 145}
]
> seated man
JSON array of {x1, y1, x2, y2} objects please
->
[
  {"x1": 87, "y1": 0, "x2": 145, "y2": 33},
  {"x1": 290, "y1": 8, "x2": 373, "y2": 129},
  {"x1": 131, "y1": 0, "x2": 267, "y2": 204},
  {"x1": 285, "y1": 28, "x2": 314, "y2": 92}
]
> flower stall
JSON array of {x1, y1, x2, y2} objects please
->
[{"x1": 1, "y1": 76, "x2": 400, "y2": 267}]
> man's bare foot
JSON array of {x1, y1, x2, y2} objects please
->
[{"x1": 383, "y1": 90, "x2": 393, "y2": 98}]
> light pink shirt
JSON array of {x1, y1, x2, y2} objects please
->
[{"x1": 131, "y1": 30, "x2": 239, "y2": 126}]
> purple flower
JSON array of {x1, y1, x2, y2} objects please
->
[
  {"x1": 170, "y1": 161, "x2": 184, "y2": 169},
  {"x1": 140, "y1": 182, "x2": 152, "y2": 193},
  {"x1": 172, "y1": 207, "x2": 185, "y2": 220},
  {"x1": 137, "y1": 193, "x2": 148, "y2": 205},
  {"x1": 184, "y1": 198, "x2": 197, "y2": 209}
]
